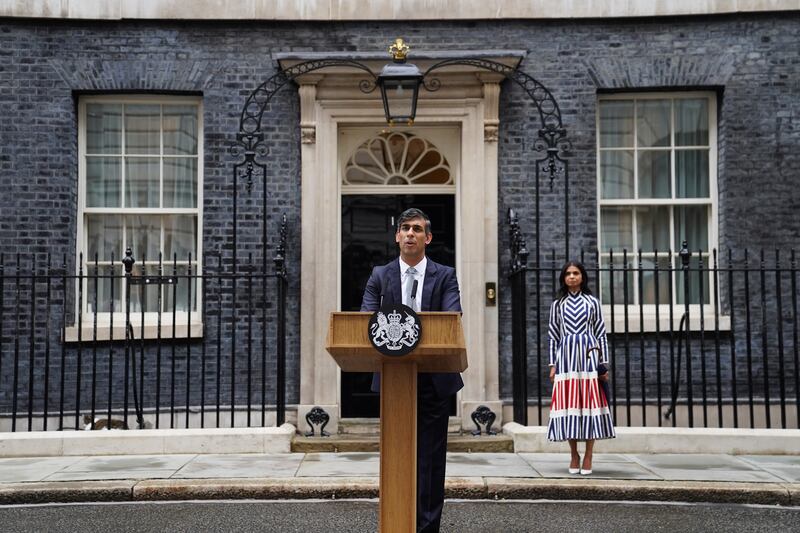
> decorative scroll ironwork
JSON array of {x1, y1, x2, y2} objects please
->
[
  {"x1": 470, "y1": 405, "x2": 498, "y2": 436},
  {"x1": 305, "y1": 406, "x2": 331, "y2": 437},
  {"x1": 508, "y1": 208, "x2": 529, "y2": 276},
  {"x1": 230, "y1": 60, "x2": 378, "y2": 272},
  {"x1": 234, "y1": 59, "x2": 378, "y2": 161},
  {"x1": 422, "y1": 58, "x2": 571, "y2": 186},
  {"x1": 231, "y1": 51, "x2": 575, "y2": 428}
]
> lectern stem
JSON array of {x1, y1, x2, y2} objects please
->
[{"x1": 379, "y1": 360, "x2": 418, "y2": 533}]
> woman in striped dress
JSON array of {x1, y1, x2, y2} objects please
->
[{"x1": 547, "y1": 261, "x2": 615, "y2": 475}]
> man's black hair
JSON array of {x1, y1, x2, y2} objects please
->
[{"x1": 396, "y1": 208, "x2": 432, "y2": 235}]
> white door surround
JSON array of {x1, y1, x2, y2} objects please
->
[{"x1": 284, "y1": 51, "x2": 525, "y2": 434}]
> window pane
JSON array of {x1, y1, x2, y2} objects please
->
[
  {"x1": 125, "y1": 157, "x2": 160, "y2": 208},
  {"x1": 86, "y1": 215, "x2": 122, "y2": 262},
  {"x1": 675, "y1": 255, "x2": 711, "y2": 305},
  {"x1": 86, "y1": 266, "x2": 122, "y2": 313},
  {"x1": 125, "y1": 104, "x2": 160, "y2": 155},
  {"x1": 86, "y1": 157, "x2": 121, "y2": 207},
  {"x1": 600, "y1": 256, "x2": 634, "y2": 305},
  {"x1": 86, "y1": 104, "x2": 122, "y2": 154},
  {"x1": 638, "y1": 150, "x2": 671, "y2": 198},
  {"x1": 637, "y1": 206, "x2": 670, "y2": 251},
  {"x1": 163, "y1": 158, "x2": 197, "y2": 208},
  {"x1": 129, "y1": 264, "x2": 160, "y2": 313},
  {"x1": 600, "y1": 150, "x2": 634, "y2": 199},
  {"x1": 599, "y1": 100, "x2": 633, "y2": 147},
  {"x1": 675, "y1": 98, "x2": 708, "y2": 146},
  {"x1": 164, "y1": 215, "x2": 197, "y2": 261},
  {"x1": 600, "y1": 207, "x2": 633, "y2": 251},
  {"x1": 163, "y1": 265, "x2": 198, "y2": 312},
  {"x1": 676, "y1": 150, "x2": 709, "y2": 198},
  {"x1": 163, "y1": 105, "x2": 198, "y2": 155},
  {"x1": 127, "y1": 215, "x2": 161, "y2": 262},
  {"x1": 637, "y1": 99, "x2": 671, "y2": 147},
  {"x1": 674, "y1": 205, "x2": 709, "y2": 252},
  {"x1": 640, "y1": 255, "x2": 671, "y2": 305}
]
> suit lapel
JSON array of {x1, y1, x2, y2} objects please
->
[{"x1": 422, "y1": 259, "x2": 438, "y2": 311}]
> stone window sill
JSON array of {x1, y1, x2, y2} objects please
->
[{"x1": 63, "y1": 321, "x2": 204, "y2": 343}]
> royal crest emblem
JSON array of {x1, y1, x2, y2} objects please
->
[{"x1": 368, "y1": 303, "x2": 421, "y2": 356}]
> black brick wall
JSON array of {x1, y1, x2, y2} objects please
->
[{"x1": 0, "y1": 14, "x2": 798, "y2": 420}]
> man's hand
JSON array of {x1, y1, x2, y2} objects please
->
[
  {"x1": 599, "y1": 370, "x2": 610, "y2": 382},
  {"x1": 549, "y1": 366, "x2": 556, "y2": 383}
]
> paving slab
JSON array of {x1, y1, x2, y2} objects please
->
[
  {"x1": 519, "y1": 453, "x2": 660, "y2": 480},
  {"x1": 738, "y1": 455, "x2": 800, "y2": 483},
  {"x1": 630, "y1": 454, "x2": 786, "y2": 483},
  {"x1": 44, "y1": 470, "x2": 177, "y2": 481},
  {"x1": 445, "y1": 452, "x2": 538, "y2": 478},
  {"x1": 58, "y1": 454, "x2": 196, "y2": 473},
  {"x1": 0, "y1": 456, "x2": 84, "y2": 483},
  {"x1": 296, "y1": 452, "x2": 379, "y2": 477},
  {"x1": 172, "y1": 453, "x2": 303, "y2": 479},
  {"x1": 517, "y1": 452, "x2": 633, "y2": 463}
]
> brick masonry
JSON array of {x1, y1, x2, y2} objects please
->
[{"x1": 0, "y1": 15, "x2": 798, "y2": 420}]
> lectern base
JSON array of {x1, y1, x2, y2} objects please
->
[{"x1": 380, "y1": 361, "x2": 417, "y2": 533}]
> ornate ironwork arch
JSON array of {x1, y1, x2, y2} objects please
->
[
  {"x1": 231, "y1": 55, "x2": 572, "y2": 266},
  {"x1": 423, "y1": 58, "x2": 571, "y2": 184},
  {"x1": 229, "y1": 59, "x2": 377, "y2": 274},
  {"x1": 231, "y1": 53, "x2": 574, "y2": 430},
  {"x1": 234, "y1": 59, "x2": 378, "y2": 163}
]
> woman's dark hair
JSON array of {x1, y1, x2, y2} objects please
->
[{"x1": 555, "y1": 260, "x2": 593, "y2": 300}]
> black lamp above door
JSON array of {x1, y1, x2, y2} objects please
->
[{"x1": 376, "y1": 38, "x2": 424, "y2": 125}]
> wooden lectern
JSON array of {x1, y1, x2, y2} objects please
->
[{"x1": 326, "y1": 312, "x2": 467, "y2": 533}]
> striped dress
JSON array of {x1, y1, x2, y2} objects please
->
[{"x1": 547, "y1": 291, "x2": 615, "y2": 441}]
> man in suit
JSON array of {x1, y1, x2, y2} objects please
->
[{"x1": 360, "y1": 207, "x2": 463, "y2": 533}]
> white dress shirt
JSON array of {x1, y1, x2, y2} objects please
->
[{"x1": 399, "y1": 256, "x2": 427, "y2": 308}]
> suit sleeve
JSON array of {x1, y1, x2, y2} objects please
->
[
  {"x1": 360, "y1": 267, "x2": 381, "y2": 312},
  {"x1": 548, "y1": 300, "x2": 561, "y2": 367},
  {"x1": 440, "y1": 268, "x2": 462, "y2": 312}
]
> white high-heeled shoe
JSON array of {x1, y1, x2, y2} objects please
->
[
  {"x1": 580, "y1": 468, "x2": 592, "y2": 475},
  {"x1": 568, "y1": 467, "x2": 580, "y2": 474}
]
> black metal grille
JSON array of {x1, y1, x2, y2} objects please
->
[
  {"x1": 507, "y1": 230, "x2": 799, "y2": 429},
  {"x1": 0, "y1": 220, "x2": 289, "y2": 432}
]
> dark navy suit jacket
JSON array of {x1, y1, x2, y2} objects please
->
[{"x1": 360, "y1": 257, "x2": 465, "y2": 398}]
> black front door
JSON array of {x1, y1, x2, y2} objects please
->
[{"x1": 340, "y1": 194, "x2": 455, "y2": 418}]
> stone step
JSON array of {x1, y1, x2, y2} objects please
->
[
  {"x1": 291, "y1": 433, "x2": 513, "y2": 453},
  {"x1": 338, "y1": 417, "x2": 466, "y2": 435}
]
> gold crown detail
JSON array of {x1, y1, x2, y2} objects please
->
[{"x1": 389, "y1": 38, "x2": 410, "y2": 61}]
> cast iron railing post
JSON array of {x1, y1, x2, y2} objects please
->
[
  {"x1": 759, "y1": 249, "x2": 771, "y2": 427},
  {"x1": 680, "y1": 241, "x2": 693, "y2": 427},
  {"x1": 274, "y1": 214, "x2": 288, "y2": 427},
  {"x1": 507, "y1": 209, "x2": 529, "y2": 425},
  {"x1": 122, "y1": 248, "x2": 134, "y2": 429},
  {"x1": 775, "y1": 249, "x2": 786, "y2": 428}
]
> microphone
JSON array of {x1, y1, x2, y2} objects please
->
[
  {"x1": 410, "y1": 279, "x2": 419, "y2": 309},
  {"x1": 379, "y1": 273, "x2": 389, "y2": 307}
]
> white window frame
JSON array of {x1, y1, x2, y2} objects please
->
[
  {"x1": 596, "y1": 91, "x2": 726, "y2": 332},
  {"x1": 67, "y1": 95, "x2": 204, "y2": 341}
]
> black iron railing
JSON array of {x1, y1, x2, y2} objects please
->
[
  {"x1": 0, "y1": 221, "x2": 289, "y2": 432},
  {"x1": 507, "y1": 241, "x2": 799, "y2": 429}
]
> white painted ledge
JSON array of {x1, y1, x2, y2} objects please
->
[
  {"x1": 0, "y1": 424, "x2": 296, "y2": 457},
  {"x1": 503, "y1": 422, "x2": 800, "y2": 455},
  {"x1": 1, "y1": 0, "x2": 798, "y2": 21}
]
